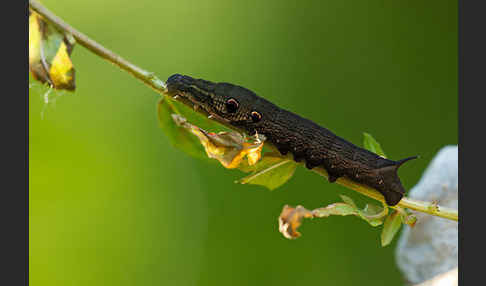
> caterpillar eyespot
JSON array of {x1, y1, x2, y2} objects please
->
[
  {"x1": 226, "y1": 98, "x2": 239, "y2": 113},
  {"x1": 251, "y1": 111, "x2": 262, "y2": 122}
]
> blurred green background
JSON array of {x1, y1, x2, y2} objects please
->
[{"x1": 29, "y1": 0, "x2": 457, "y2": 285}]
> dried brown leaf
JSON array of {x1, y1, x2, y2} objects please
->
[
  {"x1": 29, "y1": 10, "x2": 76, "y2": 90},
  {"x1": 172, "y1": 114, "x2": 263, "y2": 169},
  {"x1": 278, "y1": 205, "x2": 313, "y2": 239}
]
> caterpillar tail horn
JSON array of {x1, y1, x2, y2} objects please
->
[{"x1": 378, "y1": 155, "x2": 419, "y2": 206}]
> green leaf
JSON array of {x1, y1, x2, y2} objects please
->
[
  {"x1": 363, "y1": 132, "x2": 386, "y2": 158},
  {"x1": 358, "y1": 203, "x2": 389, "y2": 226},
  {"x1": 235, "y1": 154, "x2": 298, "y2": 190},
  {"x1": 339, "y1": 195, "x2": 358, "y2": 209},
  {"x1": 362, "y1": 203, "x2": 385, "y2": 216},
  {"x1": 366, "y1": 219, "x2": 383, "y2": 227},
  {"x1": 156, "y1": 97, "x2": 207, "y2": 159},
  {"x1": 338, "y1": 195, "x2": 387, "y2": 227},
  {"x1": 313, "y1": 203, "x2": 358, "y2": 217},
  {"x1": 381, "y1": 210, "x2": 403, "y2": 247}
]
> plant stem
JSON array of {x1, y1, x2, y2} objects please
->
[
  {"x1": 29, "y1": 0, "x2": 458, "y2": 222},
  {"x1": 312, "y1": 167, "x2": 458, "y2": 221}
]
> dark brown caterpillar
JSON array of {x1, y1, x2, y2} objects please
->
[{"x1": 166, "y1": 74, "x2": 417, "y2": 206}]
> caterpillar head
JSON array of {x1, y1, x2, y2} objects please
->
[{"x1": 166, "y1": 74, "x2": 277, "y2": 131}]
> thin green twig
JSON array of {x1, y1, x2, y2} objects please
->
[{"x1": 312, "y1": 167, "x2": 458, "y2": 221}]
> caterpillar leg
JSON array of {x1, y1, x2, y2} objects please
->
[{"x1": 327, "y1": 171, "x2": 340, "y2": 183}]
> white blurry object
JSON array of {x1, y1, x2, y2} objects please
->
[{"x1": 395, "y1": 145, "x2": 458, "y2": 285}]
